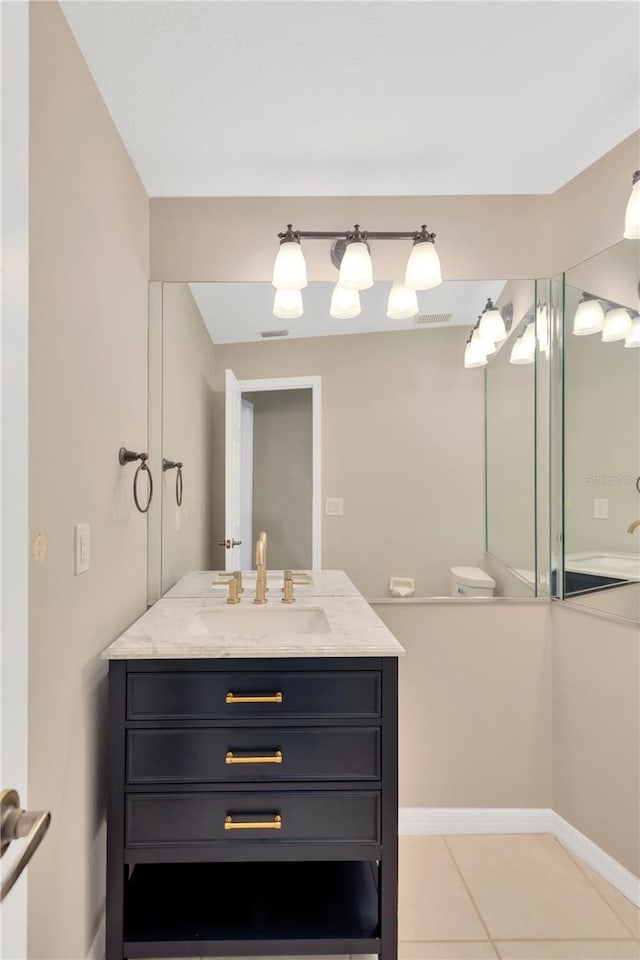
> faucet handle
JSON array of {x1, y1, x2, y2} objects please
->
[
  {"x1": 226, "y1": 577, "x2": 241, "y2": 605},
  {"x1": 282, "y1": 571, "x2": 295, "y2": 604}
]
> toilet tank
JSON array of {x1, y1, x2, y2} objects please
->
[{"x1": 451, "y1": 566, "x2": 496, "y2": 598}]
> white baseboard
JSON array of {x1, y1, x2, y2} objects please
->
[
  {"x1": 399, "y1": 807, "x2": 640, "y2": 909},
  {"x1": 399, "y1": 806, "x2": 552, "y2": 836},
  {"x1": 551, "y1": 811, "x2": 640, "y2": 909}
]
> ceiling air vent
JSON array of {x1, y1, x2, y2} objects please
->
[
  {"x1": 414, "y1": 312, "x2": 453, "y2": 326},
  {"x1": 260, "y1": 329, "x2": 289, "y2": 338}
]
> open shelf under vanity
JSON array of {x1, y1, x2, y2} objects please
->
[{"x1": 123, "y1": 859, "x2": 381, "y2": 958}]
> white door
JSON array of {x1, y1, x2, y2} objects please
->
[
  {"x1": 224, "y1": 369, "x2": 243, "y2": 570},
  {"x1": 240, "y1": 399, "x2": 254, "y2": 570}
]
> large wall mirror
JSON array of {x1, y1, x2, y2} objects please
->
[
  {"x1": 148, "y1": 277, "x2": 543, "y2": 602},
  {"x1": 562, "y1": 239, "x2": 640, "y2": 623}
]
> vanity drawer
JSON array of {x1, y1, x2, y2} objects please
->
[
  {"x1": 125, "y1": 790, "x2": 380, "y2": 848},
  {"x1": 126, "y1": 726, "x2": 381, "y2": 784},
  {"x1": 127, "y1": 670, "x2": 381, "y2": 721}
]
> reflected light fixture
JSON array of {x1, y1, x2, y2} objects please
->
[
  {"x1": 602, "y1": 306, "x2": 633, "y2": 342},
  {"x1": 573, "y1": 294, "x2": 605, "y2": 335},
  {"x1": 386, "y1": 282, "x2": 419, "y2": 320},
  {"x1": 273, "y1": 287, "x2": 303, "y2": 319},
  {"x1": 472, "y1": 318, "x2": 496, "y2": 356},
  {"x1": 464, "y1": 336, "x2": 487, "y2": 368},
  {"x1": 536, "y1": 302, "x2": 548, "y2": 351},
  {"x1": 478, "y1": 299, "x2": 506, "y2": 343},
  {"x1": 623, "y1": 171, "x2": 640, "y2": 239},
  {"x1": 510, "y1": 322, "x2": 535, "y2": 364},
  {"x1": 272, "y1": 225, "x2": 307, "y2": 290},
  {"x1": 271, "y1": 223, "x2": 442, "y2": 319},
  {"x1": 329, "y1": 285, "x2": 361, "y2": 320},
  {"x1": 404, "y1": 226, "x2": 442, "y2": 291},
  {"x1": 625, "y1": 317, "x2": 640, "y2": 347}
]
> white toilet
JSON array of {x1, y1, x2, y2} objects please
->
[{"x1": 451, "y1": 566, "x2": 496, "y2": 598}]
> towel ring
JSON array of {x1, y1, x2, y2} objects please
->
[
  {"x1": 162, "y1": 458, "x2": 183, "y2": 507},
  {"x1": 119, "y1": 448, "x2": 154, "y2": 514}
]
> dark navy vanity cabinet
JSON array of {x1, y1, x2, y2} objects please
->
[{"x1": 106, "y1": 656, "x2": 398, "y2": 960}]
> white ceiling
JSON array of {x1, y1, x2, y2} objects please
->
[
  {"x1": 187, "y1": 279, "x2": 506, "y2": 343},
  {"x1": 61, "y1": 1, "x2": 639, "y2": 198}
]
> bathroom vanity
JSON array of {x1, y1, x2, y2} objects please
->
[{"x1": 103, "y1": 572, "x2": 404, "y2": 960}]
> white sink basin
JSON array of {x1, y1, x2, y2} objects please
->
[{"x1": 185, "y1": 607, "x2": 331, "y2": 636}]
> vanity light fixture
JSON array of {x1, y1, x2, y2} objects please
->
[
  {"x1": 338, "y1": 226, "x2": 373, "y2": 290},
  {"x1": 602, "y1": 306, "x2": 633, "y2": 342},
  {"x1": 329, "y1": 285, "x2": 361, "y2": 320},
  {"x1": 478, "y1": 299, "x2": 507, "y2": 343},
  {"x1": 404, "y1": 225, "x2": 442, "y2": 291},
  {"x1": 271, "y1": 223, "x2": 442, "y2": 318},
  {"x1": 272, "y1": 225, "x2": 308, "y2": 290},
  {"x1": 623, "y1": 171, "x2": 640, "y2": 239},
  {"x1": 625, "y1": 317, "x2": 640, "y2": 348},
  {"x1": 572, "y1": 293, "x2": 605, "y2": 335},
  {"x1": 386, "y1": 282, "x2": 419, "y2": 320}
]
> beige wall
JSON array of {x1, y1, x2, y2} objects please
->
[
  {"x1": 552, "y1": 602, "x2": 640, "y2": 875},
  {"x1": 150, "y1": 194, "x2": 552, "y2": 282},
  {"x1": 245, "y1": 389, "x2": 313, "y2": 570},
  {"x1": 29, "y1": 4, "x2": 149, "y2": 958},
  {"x1": 374, "y1": 601, "x2": 553, "y2": 808},
  {"x1": 552, "y1": 131, "x2": 640, "y2": 275},
  {"x1": 216, "y1": 327, "x2": 486, "y2": 598},
  {"x1": 161, "y1": 283, "x2": 217, "y2": 593}
]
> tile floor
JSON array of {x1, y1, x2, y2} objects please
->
[{"x1": 398, "y1": 834, "x2": 640, "y2": 959}]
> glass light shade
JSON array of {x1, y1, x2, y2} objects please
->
[
  {"x1": 329, "y1": 284, "x2": 361, "y2": 320},
  {"x1": 464, "y1": 340, "x2": 487, "y2": 368},
  {"x1": 404, "y1": 240, "x2": 442, "y2": 291},
  {"x1": 338, "y1": 241, "x2": 373, "y2": 290},
  {"x1": 623, "y1": 176, "x2": 640, "y2": 239},
  {"x1": 273, "y1": 287, "x2": 303, "y2": 319},
  {"x1": 272, "y1": 241, "x2": 307, "y2": 290},
  {"x1": 602, "y1": 307, "x2": 632, "y2": 342},
  {"x1": 386, "y1": 282, "x2": 419, "y2": 320},
  {"x1": 624, "y1": 318, "x2": 640, "y2": 347},
  {"x1": 536, "y1": 303, "x2": 548, "y2": 350},
  {"x1": 573, "y1": 297, "x2": 605, "y2": 335},
  {"x1": 471, "y1": 327, "x2": 495, "y2": 356},
  {"x1": 522, "y1": 323, "x2": 537, "y2": 350},
  {"x1": 478, "y1": 305, "x2": 506, "y2": 343},
  {"x1": 510, "y1": 332, "x2": 535, "y2": 364}
]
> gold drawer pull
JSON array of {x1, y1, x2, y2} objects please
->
[
  {"x1": 226, "y1": 751, "x2": 282, "y2": 765},
  {"x1": 224, "y1": 814, "x2": 282, "y2": 831},
  {"x1": 225, "y1": 692, "x2": 283, "y2": 704}
]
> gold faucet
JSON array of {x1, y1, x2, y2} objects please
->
[
  {"x1": 628, "y1": 519, "x2": 640, "y2": 534},
  {"x1": 254, "y1": 531, "x2": 268, "y2": 604}
]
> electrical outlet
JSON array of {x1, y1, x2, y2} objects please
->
[
  {"x1": 74, "y1": 523, "x2": 90, "y2": 574},
  {"x1": 593, "y1": 498, "x2": 609, "y2": 519},
  {"x1": 325, "y1": 498, "x2": 344, "y2": 516}
]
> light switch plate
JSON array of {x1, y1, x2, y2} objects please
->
[
  {"x1": 325, "y1": 497, "x2": 344, "y2": 516},
  {"x1": 593, "y1": 498, "x2": 609, "y2": 519},
  {"x1": 74, "y1": 523, "x2": 90, "y2": 574}
]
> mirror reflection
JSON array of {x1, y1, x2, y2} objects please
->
[
  {"x1": 155, "y1": 279, "x2": 541, "y2": 600},
  {"x1": 563, "y1": 240, "x2": 640, "y2": 623}
]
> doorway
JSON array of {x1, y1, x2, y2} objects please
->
[{"x1": 225, "y1": 372, "x2": 322, "y2": 571}]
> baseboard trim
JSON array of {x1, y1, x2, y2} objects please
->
[
  {"x1": 399, "y1": 807, "x2": 640, "y2": 908},
  {"x1": 551, "y1": 811, "x2": 640, "y2": 908},
  {"x1": 399, "y1": 806, "x2": 552, "y2": 836}
]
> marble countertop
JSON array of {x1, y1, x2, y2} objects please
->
[
  {"x1": 162, "y1": 569, "x2": 361, "y2": 599},
  {"x1": 102, "y1": 592, "x2": 405, "y2": 660}
]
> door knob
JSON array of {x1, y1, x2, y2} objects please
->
[
  {"x1": 0, "y1": 789, "x2": 51, "y2": 901},
  {"x1": 217, "y1": 539, "x2": 242, "y2": 549}
]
